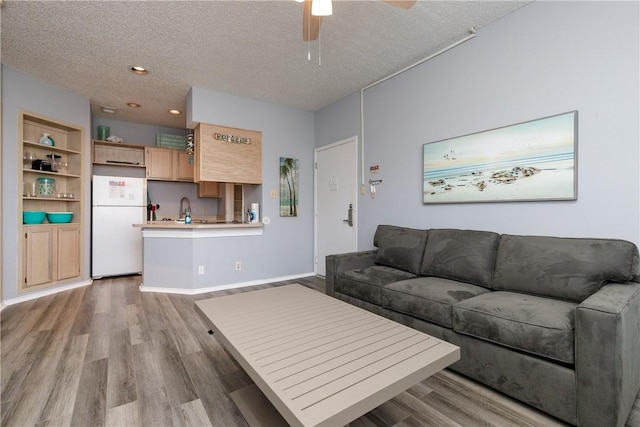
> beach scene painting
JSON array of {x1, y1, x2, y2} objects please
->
[{"x1": 423, "y1": 111, "x2": 577, "y2": 204}]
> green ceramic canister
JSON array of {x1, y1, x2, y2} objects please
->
[{"x1": 97, "y1": 125, "x2": 110, "y2": 141}]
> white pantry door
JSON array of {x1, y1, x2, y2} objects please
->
[{"x1": 315, "y1": 137, "x2": 358, "y2": 276}]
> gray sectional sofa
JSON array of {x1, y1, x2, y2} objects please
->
[{"x1": 325, "y1": 225, "x2": 640, "y2": 426}]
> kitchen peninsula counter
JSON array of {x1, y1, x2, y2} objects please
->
[
  {"x1": 135, "y1": 221, "x2": 263, "y2": 230},
  {"x1": 135, "y1": 221, "x2": 264, "y2": 293}
]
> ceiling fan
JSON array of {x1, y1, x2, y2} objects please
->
[{"x1": 302, "y1": 0, "x2": 417, "y2": 41}]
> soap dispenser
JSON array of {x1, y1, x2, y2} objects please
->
[{"x1": 185, "y1": 208, "x2": 192, "y2": 224}]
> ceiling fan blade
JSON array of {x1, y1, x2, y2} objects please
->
[
  {"x1": 381, "y1": 0, "x2": 417, "y2": 9},
  {"x1": 303, "y1": 0, "x2": 322, "y2": 41}
]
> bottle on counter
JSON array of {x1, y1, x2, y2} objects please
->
[{"x1": 185, "y1": 208, "x2": 192, "y2": 224}]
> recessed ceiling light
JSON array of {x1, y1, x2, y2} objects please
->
[
  {"x1": 126, "y1": 102, "x2": 141, "y2": 108},
  {"x1": 100, "y1": 105, "x2": 117, "y2": 114},
  {"x1": 168, "y1": 109, "x2": 182, "y2": 115},
  {"x1": 130, "y1": 66, "x2": 149, "y2": 75}
]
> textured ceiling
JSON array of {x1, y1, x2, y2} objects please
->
[{"x1": 1, "y1": 0, "x2": 530, "y2": 129}]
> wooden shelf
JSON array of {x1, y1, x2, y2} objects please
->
[
  {"x1": 23, "y1": 197, "x2": 80, "y2": 202},
  {"x1": 23, "y1": 169, "x2": 81, "y2": 178},
  {"x1": 23, "y1": 141, "x2": 81, "y2": 155}
]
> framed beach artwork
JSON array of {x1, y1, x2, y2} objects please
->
[
  {"x1": 423, "y1": 111, "x2": 577, "y2": 204},
  {"x1": 280, "y1": 157, "x2": 299, "y2": 216}
]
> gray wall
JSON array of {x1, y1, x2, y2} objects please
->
[
  {"x1": 2, "y1": 66, "x2": 92, "y2": 300},
  {"x1": 141, "y1": 86, "x2": 316, "y2": 287},
  {"x1": 92, "y1": 117, "x2": 188, "y2": 147},
  {"x1": 315, "y1": 1, "x2": 640, "y2": 249}
]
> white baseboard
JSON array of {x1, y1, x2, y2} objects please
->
[
  {"x1": 0, "y1": 273, "x2": 317, "y2": 308},
  {"x1": 2, "y1": 279, "x2": 93, "y2": 307},
  {"x1": 140, "y1": 272, "x2": 316, "y2": 295}
]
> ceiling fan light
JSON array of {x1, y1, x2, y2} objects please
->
[{"x1": 311, "y1": 0, "x2": 332, "y2": 16}]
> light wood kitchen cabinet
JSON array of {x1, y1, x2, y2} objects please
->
[
  {"x1": 194, "y1": 122, "x2": 262, "y2": 184},
  {"x1": 145, "y1": 146, "x2": 174, "y2": 180},
  {"x1": 175, "y1": 151, "x2": 195, "y2": 181},
  {"x1": 23, "y1": 224, "x2": 80, "y2": 288},
  {"x1": 146, "y1": 146, "x2": 194, "y2": 182},
  {"x1": 92, "y1": 140, "x2": 145, "y2": 167},
  {"x1": 23, "y1": 226, "x2": 55, "y2": 287},
  {"x1": 57, "y1": 225, "x2": 81, "y2": 280},
  {"x1": 198, "y1": 181, "x2": 221, "y2": 198},
  {"x1": 20, "y1": 111, "x2": 84, "y2": 292}
]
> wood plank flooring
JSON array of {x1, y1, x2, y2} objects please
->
[{"x1": 0, "y1": 275, "x2": 637, "y2": 426}]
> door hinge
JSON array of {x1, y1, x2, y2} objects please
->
[{"x1": 314, "y1": 162, "x2": 317, "y2": 170}]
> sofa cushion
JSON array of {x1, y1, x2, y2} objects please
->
[
  {"x1": 453, "y1": 291, "x2": 577, "y2": 364},
  {"x1": 335, "y1": 265, "x2": 417, "y2": 305},
  {"x1": 382, "y1": 277, "x2": 490, "y2": 328},
  {"x1": 494, "y1": 235, "x2": 640, "y2": 302},
  {"x1": 420, "y1": 229, "x2": 500, "y2": 288},
  {"x1": 373, "y1": 225, "x2": 429, "y2": 275}
]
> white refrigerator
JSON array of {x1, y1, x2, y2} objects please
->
[{"x1": 92, "y1": 175, "x2": 146, "y2": 278}]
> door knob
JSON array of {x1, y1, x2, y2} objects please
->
[{"x1": 343, "y1": 203, "x2": 353, "y2": 227}]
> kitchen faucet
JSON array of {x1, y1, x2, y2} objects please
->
[{"x1": 179, "y1": 196, "x2": 191, "y2": 219}]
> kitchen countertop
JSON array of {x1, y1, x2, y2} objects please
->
[{"x1": 134, "y1": 221, "x2": 263, "y2": 229}]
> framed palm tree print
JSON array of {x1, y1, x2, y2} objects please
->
[{"x1": 280, "y1": 157, "x2": 299, "y2": 217}]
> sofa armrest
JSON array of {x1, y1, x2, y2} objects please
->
[
  {"x1": 325, "y1": 250, "x2": 377, "y2": 296},
  {"x1": 576, "y1": 281, "x2": 640, "y2": 427}
]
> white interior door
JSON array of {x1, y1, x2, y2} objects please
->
[{"x1": 315, "y1": 137, "x2": 358, "y2": 276}]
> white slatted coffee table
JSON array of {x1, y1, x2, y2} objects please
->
[{"x1": 195, "y1": 284, "x2": 459, "y2": 427}]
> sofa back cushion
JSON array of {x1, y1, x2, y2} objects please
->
[
  {"x1": 420, "y1": 229, "x2": 500, "y2": 288},
  {"x1": 374, "y1": 225, "x2": 429, "y2": 275},
  {"x1": 494, "y1": 235, "x2": 640, "y2": 302}
]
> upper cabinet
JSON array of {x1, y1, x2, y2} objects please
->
[
  {"x1": 194, "y1": 123, "x2": 262, "y2": 184},
  {"x1": 198, "y1": 181, "x2": 221, "y2": 198},
  {"x1": 145, "y1": 146, "x2": 174, "y2": 180},
  {"x1": 145, "y1": 146, "x2": 194, "y2": 182},
  {"x1": 175, "y1": 151, "x2": 195, "y2": 181},
  {"x1": 93, "y1": 131, "x2": 262, "y2": 188},
  {"x1": 92, "y1": 140, "x2": 146, "y2": 167}
]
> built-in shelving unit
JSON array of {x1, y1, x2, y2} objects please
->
[{"x1": 20, "y1": 112, "x2": 85, "y2": 291}]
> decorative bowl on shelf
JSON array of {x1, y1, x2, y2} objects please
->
[
  {"x1": 46, "y1": 212, "x2": 73, "y2": 224},
  {"x1": 23, "y1": 211, "x2": 46, "y2": 224}
]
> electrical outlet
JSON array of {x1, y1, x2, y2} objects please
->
[
  {"x1": 360, "y1": 184, "x2": 366, "y2": 195},
  {"x1": 270, "y1": 190, "x2": 278, "y2": 199},
  {"x1": 202, "y1": 207, "x2": 208, "y2": 213},
  {"x1": 198, "y1": 265, "x2": 205, "y2": 275},
  {"x1": 235, "y1": 261, "x2": 242, "y2": 271}
]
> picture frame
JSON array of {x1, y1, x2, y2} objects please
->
[
  {"x1": 423, "y1": 111, "x2": 577, "y2": 204},
  {"x1": 280, "y1": 157, "x2": 299, "y2": 217}
]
